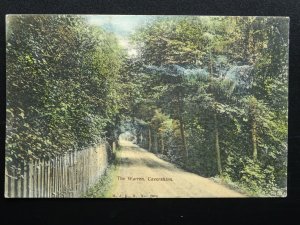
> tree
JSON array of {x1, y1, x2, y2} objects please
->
[
  {"x1": 131, "y1": 16, "x2": 288, "y2": 195},
  {"x1": 6, "y1": 15, "x2": 124, "y2": 164}
]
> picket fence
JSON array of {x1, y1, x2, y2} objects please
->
[{"x1": 4, "y1": 143, "x2": 112, "y2": 198}]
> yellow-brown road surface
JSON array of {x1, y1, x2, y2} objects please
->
[{"x1": 109, "y1": 140, "x2": 245, "y2": 198}]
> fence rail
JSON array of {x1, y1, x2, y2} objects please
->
[{"x1": 5, "y1": 143, "x2": 111, "y2": 198}]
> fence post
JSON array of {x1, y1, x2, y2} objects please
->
[
  {"x1": 28, "y1": 161, "x2": 33, "y2": 197},
  {"x1": 11, "y1": 166, "x2": 16, "y2": 198},
  {"x1": 21, "y1": 162, "x2": 25, "y2": 197},
  {"x1": 51, "y1": 159, "x2": 54, "y2": 197},
  {"x1": 66, "y1": 153, "x2": 70, "y2": 198},
  {"x1": 35, "y1": 160, "x2": 38, "y2": 197},
  {"x1": 43, "y1": 159, "x2": 46, "y2": 197},
  {"x1": 41, "y1": 159, "x2": 44, "y2": 197},
  {"x1": 58, "y1": 157, "x2": 61, "y2": 197},
  {"x1": 74, "y1": 151, "x2": 77, "y2": 197},
  {"x1": 53, "y1": 158, "x2": 56, "y2": 197},
  {"x1": 62, "y1": 155, "x2": 65, "y2": 197},
  {"x1": 5, "y1": 142, "x2": 110, "y2": 198},
  {"x1": 58, "y1": 156, "x2": 61, "y2": 197},
  {"x1": 68, "y1": 152, "x2": 71, "y2": 198},
  {"x1": 5, "y1": 166, "x2": 9, "y2": 198},
  {"x1": 15, "y1": 163, "x2": 21, "y2": 198},
  {"x1": 56, "y1": 157, "x2": 59, "y2": 198}
]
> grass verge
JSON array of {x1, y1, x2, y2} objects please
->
[{"x1": 83, "y1": 151, "x2": 120, "y2": 198}]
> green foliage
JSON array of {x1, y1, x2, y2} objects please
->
[
  {"x1": 84, "y1": 162, "x2": 119, "y2": 198},
  {"x1": 130, "y1": 16, "x2": 288, "y2": 196},
  {"x1": 6, "y1": 15, "x2": 124, "y2": 163},
  {"x1": 6, "y1": 15, "x2": 288, "y2": 197}
]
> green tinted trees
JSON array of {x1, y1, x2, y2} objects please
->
[
  {"x1": 6, "y1": 15, "x2": 124, "y2": 163},
  {"x1": 131, "y1": 16, "x2": 288, "y2": 196},
  {"x1": 6, "y1": 15, "x2": 288, "y2": 196}
]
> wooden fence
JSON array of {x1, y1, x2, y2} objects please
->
[{"x1": 5, "y1": 143, "x2": 111, "y2": 198}]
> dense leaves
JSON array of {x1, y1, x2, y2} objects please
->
[
  {"x1": 6, "y1": 15, "x2": 124, "y2": 163},
  {"x1": 6, "y1": 15, "x2": 288, "y2": 196},
  {"x1": 131, "y1": 16, "x2": 288, "y2": 196}
]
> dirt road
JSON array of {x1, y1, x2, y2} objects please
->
[{"x1": 108, "y1": 140, "x2": 245, "y2": 198}]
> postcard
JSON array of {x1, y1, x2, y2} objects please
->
[{"x1": 5, "y1": 15, "x2": 288, "y2": 198}]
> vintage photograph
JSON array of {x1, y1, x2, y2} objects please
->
[{"x1": 5, "y1": 15, "x2": 288, "y2": 198}]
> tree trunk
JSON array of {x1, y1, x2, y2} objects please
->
[
  {"x1": 161, "y1": 135, "x2": 164, "y2": 154},
  {"x1": 176, "y1": 92, "x2": 188, "y2": 161},
  {"x1": 250, "y1": 97, "x2": 258, "y2": 161},
  {"x1": 153, "y1": 132, "x2": 158, "y2": 153},
  {"x1": 251, "y1": 119, "x2": 258, "y2": 161},
  {"x1": 140, "y1": 133, "x2": 143, "y2": 147},
  {"x1": 179, "y1": 116, "x2": 188, "y2": 160},
  {"x1": 148, "y1": 128, "x2": 152, "y2": 152},
  {"x1": 214, "y1": 113, "x2": 222, "y2": 175}
]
